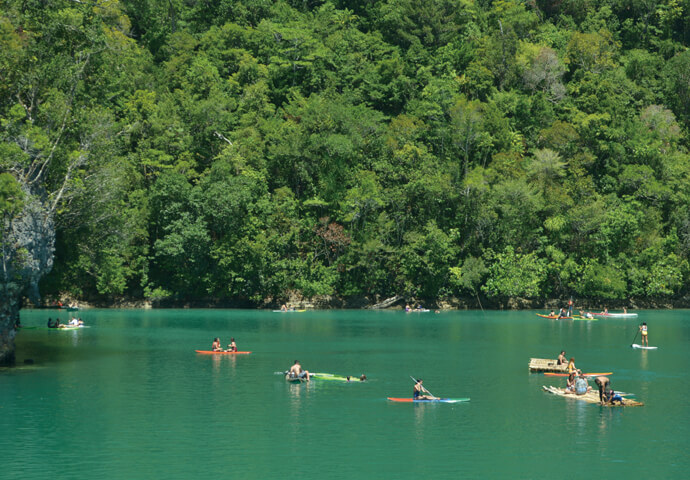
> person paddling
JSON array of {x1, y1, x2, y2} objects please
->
[
  {"x1": 413, "y1": 379, "x2": 436, "y2": 400},
  {"x1": 288, "y1": 360, "x2": 310, "y2": 381},
  {"x1": 639, "y1": 322, "x2": 649, "y2": 347}
]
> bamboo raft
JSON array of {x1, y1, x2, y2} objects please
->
[
  {"x1": 529, "y1": 358, "x2": 568, "y2": 373},
  {"x1": 542, "y1": 386, "x2": 644, "y2": 407}
]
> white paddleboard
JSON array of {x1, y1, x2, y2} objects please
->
[{"x1": 632, "y1": 344, "x2": 657, "y2": 350}]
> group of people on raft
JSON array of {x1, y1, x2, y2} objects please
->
[
  {"x1": 556, "y1": 350, "x2": 624, "y2": 405},
  {"x1": 211, "y1": 337, "x2": 238, "y2": 352}
]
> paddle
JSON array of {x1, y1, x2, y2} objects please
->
[
  {"x1": 410, "y1": 376, "x2": 438, "y2": 399},
  {"x1": 630, "y1": 327, "x2": 640, "y2": 347}
]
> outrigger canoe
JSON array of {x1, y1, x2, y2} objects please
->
[
  {"x1": 195, "y1": 350, "x2": 252, "y2": 355},
  {"x1": 387, "y1": 397, "x2": 470, "y2": 403},
  {"x1": 542, "y1": 386, "x2": 643, "y2": 406},
  {"x1": 544, "y1": 372, "x2": 612, "y2": 377}
]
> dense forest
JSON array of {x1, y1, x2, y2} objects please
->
[{"x1": 2, "y1": 0, "x2": 690, "y2": 308}]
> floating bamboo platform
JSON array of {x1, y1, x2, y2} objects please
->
[
  {"x1": 542, "y1": 386, "x2": 644, "y2": 406},
  {"x1": 529, "y1": 358, "x2": 568, "y2": 373}
]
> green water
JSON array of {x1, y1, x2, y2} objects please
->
[{"x1": 2, "y1": 309, "x2": 689, "y2": 479}]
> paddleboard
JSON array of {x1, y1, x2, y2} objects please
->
[
  {"x1": 195, "y1": 350, "x2": 252, "y2": 354},
  {"x1": 312, "y1": 373, "x2": 365, "y2": 382},
  {"x1": 631, "y1": 344, "x2": 657, "y2": 350},
  {"x1": 387, "y1": 397, "x2": 470, "y2": 403},
  {"x1": 544, "y1": 372, "x2": 612, "y2": 377},
  {"x1": 272, "y1": 309, "x2": 306, "y2": 313}
]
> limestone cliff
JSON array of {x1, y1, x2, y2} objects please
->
[{"x1": 0, "y1": 191, "x2": 54, "y2": 365}]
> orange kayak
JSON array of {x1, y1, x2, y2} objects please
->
[{"x1": 195, "y1": 350, "x2": 252, "y2": 355}]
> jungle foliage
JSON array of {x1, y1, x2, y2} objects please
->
[{"x1": 2, "y1": 0, "x2": 690, "y2": 305}]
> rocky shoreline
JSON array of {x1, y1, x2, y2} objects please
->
[{"x1": 25, "y1": 294, "x2": 690, "y2": 311}]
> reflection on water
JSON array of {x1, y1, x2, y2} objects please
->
[{"x1": 638, "y1": 349, "x2": 649, "y2": 370}]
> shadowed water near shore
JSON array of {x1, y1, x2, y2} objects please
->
[{"x1": 2, "y1": 309, "x2": 688, "y2": 479}]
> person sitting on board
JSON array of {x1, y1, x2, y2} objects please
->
[
  {"x1": 69, "y1": 317, "x2": 82, "y2": 326},
  {"x1": 288, "y1": 360, "x2": 310, "y2": 381},
  {"x1": 604, "y1": 388, "x2": 624, "y2": 405},
  {"x1": 405, "y1": 304, "x2": 411, "y2": 312},
  {"x1": 280, "y1": 304, "x2": 288, "y2": 312},
  {"x1": 549, "y1": 310, "x2": 556, "y2": 317},
  {"x1": 594, "y1": 376, "x2": 610, "y2": 404},
  {"x1": 565, "y1": 371, "x2": 577, "y2": 393},
  {"x1": 359, "y1": 374, "x2": 367, "y2": 382},
  {"x1": 558, "y1": 308, "x2": 568, "y2": 319},
  {"x1": 226, "y1": 338, "x2": 237, "y2": 352},
  {"x1": 413, "y1": 379, "x2": 435, "y2": 400},
  {"x1": 557, "y1": 350, "x2": 567, "y2": 366},
  {"x1": 212, "y1": 338, "x2": 223, "y2": 352},
  {"x1": 639, "y1": 322, "x2": 649, "y2": 347},
  {"x1": 574, "y1": 371, "x2": 592, "y2": 395}
]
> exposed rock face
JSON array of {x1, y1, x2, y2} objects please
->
[{"x1": 0, "y1": 192, "x2": 54, "y2": 365}]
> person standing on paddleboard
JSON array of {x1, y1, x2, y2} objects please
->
[{"x1": 639, "y1": 322, "x2": 649, "y2": 347}]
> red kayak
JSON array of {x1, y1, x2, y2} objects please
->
[
  {"x1": 544, "y1": 372, "x2": 612, "y2": 377},
  {"x1": 195, "y1": 350, "x2": 252, "y2": 355}
]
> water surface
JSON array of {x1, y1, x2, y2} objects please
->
[{"x1": 2, "y1": 309, "x2": 688, "y2": 479}]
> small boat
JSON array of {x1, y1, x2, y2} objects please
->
[
  {"x1": 407, "y1": 309, "x2": 430, "y2": 313},
  {"x1": 285, "y1": 373, "x2": 308, "y2": 383},
  {"x1": 387, "y1": 397, "x2": 470, "y2": 403},
  {"x1": 631, "y1": 344, "x2": 657, "y2": 350},
  {"x1": 195, "y1": 350, "x2": 252, "y2": 355},
  {"x1": 536, "y1": 314, "x2": 573, "y2": 320},
  {"x1": 542, "y1": 386, "x2": 643, "y2": 406},
  {"x1": 544, "y1": 372, "x2": 612, "y2": 377},
  {"x1": 272, "y1": 309, "x2": 306, "y2": 313}
]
